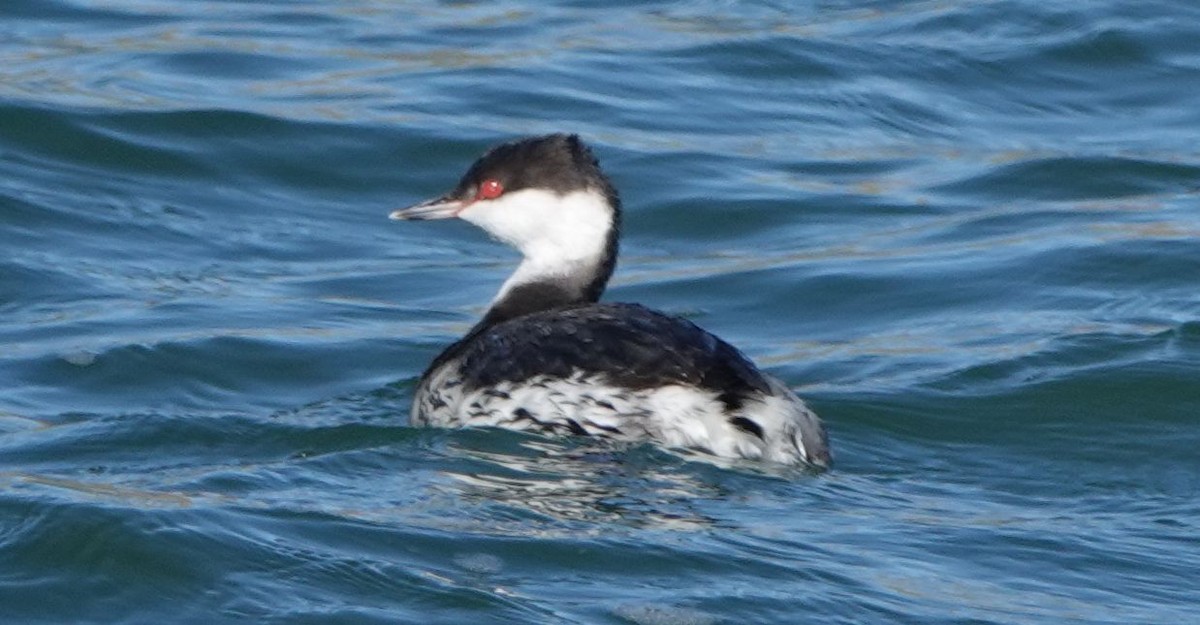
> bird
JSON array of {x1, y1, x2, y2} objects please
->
[{"x1": 390, "y1": 134, "x2": 830, "y2": 467}]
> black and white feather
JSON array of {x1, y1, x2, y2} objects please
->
[{"x1": 391, "y1": 134, "x2": 831, "y2": 467}]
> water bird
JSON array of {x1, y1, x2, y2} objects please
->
[{"x1": 390, "y1": 134, "x2": 830, "y2": 467}]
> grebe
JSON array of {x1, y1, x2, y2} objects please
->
[{"x1": 390, "y1": 134, "x2": 830, "y2": 467}]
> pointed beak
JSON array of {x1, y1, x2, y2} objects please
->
[{"x1": 388, "y1": 194, "x2": 466, "y2": 221}]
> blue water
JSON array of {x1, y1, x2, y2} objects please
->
[{"x1": 3, "y1": 1, "x2": 1199, "y2": 623}]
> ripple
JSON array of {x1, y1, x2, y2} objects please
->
[
  {"x1": 3, "y1": 0, "x2": 1200, "y2": 623},
  {"x1": 932, "y1": 154, "x2": 1200, "y2": 201}
]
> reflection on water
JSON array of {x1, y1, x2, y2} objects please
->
[{"x1": 434, "y1": 437, "x2": 726, "y2": 533}]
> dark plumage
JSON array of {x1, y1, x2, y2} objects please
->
[{"x1": 431, "y1": 303, "x2": 772, "y2": 412}]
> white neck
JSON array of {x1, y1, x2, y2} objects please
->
[{"x1": 458, "y1": 188, "x2": 614, "y2": 305}]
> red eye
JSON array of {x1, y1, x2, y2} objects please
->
[{"x1": 476, "y1": 179, "x2": 504, "y2": 200}]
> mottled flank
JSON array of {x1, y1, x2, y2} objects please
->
[{"x1": 413, "y1": 368, "x2": 826, "y2": 464}]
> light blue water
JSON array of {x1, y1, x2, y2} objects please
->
[{"x1": 2, "y1": 1, "x2": 1199, "y2": 623}]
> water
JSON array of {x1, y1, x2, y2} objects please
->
[{"x1": 2, "y1": 1, "x2": 1199, "y2": 623}]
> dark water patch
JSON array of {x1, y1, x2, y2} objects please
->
[
  {"x1": 153, "y1": 50, "x2": 318, "y2": 81},
  {"x1": 3, "y1": 0, "x2": 168, "y2": 25},
  {"x1": 632, "y1": 196, "x2": 816, "y2": 245},
  {"x1": 0, "y1": 105, "x2": 212, "y2": 179},
  {"x1": 8, "y1": 334, "x2": 412, "y2": 415},
  {"x1": 1042, "y1": 25, "x2": 1157, "y2": 66},
  {"x1": 0, "y1": 497, "x2": 537, "y2": 624},
  {"x1": 0, "y1": 158, "x2": 216, "y2": 257},
  {"x1": 820, "y1": 329, "x2": 1197, "y2": 482},
  {"x1": 0, "y1": 502, "x2": 220, "y2": 624},
  {"x1": 0, "y1": 405, "x2": 423, "y2": 481},
  {"x1": 682, "y1": 256, "x2": 1033, "y2": 341},
  {"x1": 906, "y1": 203, "x2": 1175, "y2": 249},
  {"x1": 430, "y1": 66, "x2": 619, "y2": 130},
  {"x1": 0, "y1": 258, "x2": 114, "y2": 316},
  {"x1": 893, "y1": 360, "x2": 1200, "y2": 481},
  {"x1": 665, "y1": 35, "x2": 842, "y2": 82},
  {"x1": 874, "y1": 0, "x2": 1081, "y2": 44},
  {"x1": 931, "y1": 155, "x2": 1200, "y2": 202},
  {"x1": 84, "y1": 109, "x2": 412, "y2": 199},
  {"x1": 0, "y1": 413, "x2": 281, "y2": 471},
  {"x1": 1030, "y1": 238, "x2": 1200, "y2": 291},
  {"x1": 840, "y1": 2, "x2": 1200, "y2": 149},
  {"x1": 0, "y1": 104, "x2": 422, "y2": 207},
  {"x1": 782, "y1": 155, "x2": 926, "y2": 180},
  {"x1": 0, "y1": 190, "x2": 65, "y2": 234}
]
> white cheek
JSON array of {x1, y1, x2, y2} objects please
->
[
  {"x1": 459, "y1": 189, "x2": 611, "y2": 264},
  {"x1": 460, "y1": 190, "x2": 556, "y2": 249}
]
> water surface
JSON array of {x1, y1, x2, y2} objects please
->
[{"x1": 2, "y1": 1, "x2": 1199, "y2": 623}]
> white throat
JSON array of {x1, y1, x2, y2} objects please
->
[{"x1": 459, "y1": 188, "x2": 613, "y2": 304}]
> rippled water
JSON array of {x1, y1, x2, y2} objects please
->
[{"x1": 3, "y1": 1, "x2": 1199, "y2": 623}]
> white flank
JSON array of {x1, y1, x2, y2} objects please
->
[{"x1": 412, "y1": 366, "x2": 831, "y2": 467}]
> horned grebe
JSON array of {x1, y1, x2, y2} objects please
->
[{"x1": 390, "y1": 134, "x2": 830, "y2": 467}]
